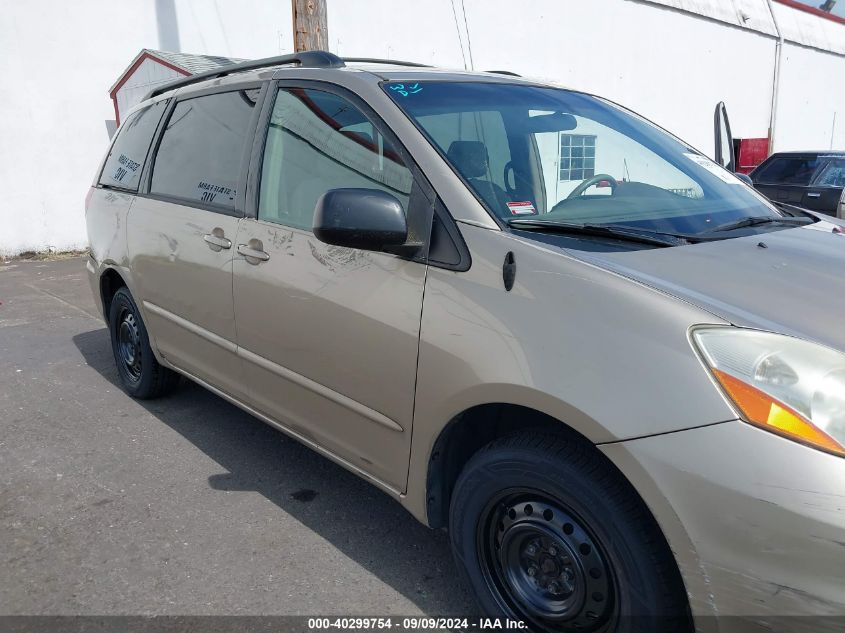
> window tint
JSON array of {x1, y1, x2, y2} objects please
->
[
  {"x1": 99, "y1": 101, "x2": 166, "y2": 191},
  {"x1": 756, "y1": 157, "x2": 820, "y2": 186},
  {"x1": 258, "y1": 88, "x2": 413, "y2": 230},
  {"x1": 816, "y1": 159, "x2": 845, "y2": 187},
  {"x1": 151, "y1": 89, "x2": 260, "y2": 209}
]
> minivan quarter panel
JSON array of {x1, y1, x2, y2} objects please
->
[
  {"x1": 86, "y1": 189, "x2": 134, "y2": 274},
  {"x1": 85, "y1": 188, "x2": 137, "y2": 322}
]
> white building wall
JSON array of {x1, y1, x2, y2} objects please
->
[
  {"x1": 646, "y1": 0, "x2": 778, "y2": 35},
  {"x1": 330, "y1": 0, "x2": 777, "y2": 157},
  {"x1": 774, "y1": 0, "x2": 845, "y2": 54},
  {"x1": 0, "y1": 0, "x2": 843, "y2": 255},
  {"x1": 774, "y1": 43, "x2": 845, "y2": 152},
  {"x1": 0, "y1": 0, "x2": 291, "y2": 257},
  {"x1": 770, "y1": 2, "x2": 845, "y2": 152}
]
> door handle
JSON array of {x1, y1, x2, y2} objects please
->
[
  {"x1": 237, "y1": 241, "x2": 270, "y2": 264},
  {"x1": 806, "y1": 192, "x2": 821, "y2": 199},
  {"x1": 203, "y1": 228, "x2": 232, "y2": 251}
]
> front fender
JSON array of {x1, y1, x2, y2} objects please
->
[{"x1": 403, "y1": 223, "x2": 735, "y2": 522}]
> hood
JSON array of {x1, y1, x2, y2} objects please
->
[{"x1": 575, "y1": 225, "x2": 845, "y2": 352}]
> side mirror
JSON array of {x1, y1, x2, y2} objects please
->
[
  {"x1": 734, "y1": 172, "x2": 753, "y2": 186},
  {"x1": 313, "y1": 188, "x2": 407, "y2": 251},
  {"x1": 714, "y1": 101, "x2": 736, "y2": 173}
]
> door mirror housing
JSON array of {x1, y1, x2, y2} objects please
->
[
  {"x1": 313, "y1": 188, "x2": 408, "y2": 251},
  {"x1": 714, "y1": 101, "x2": 736, "y2": 173},
  {"x1": 734, "y1": 172, "x2": 753, "y2": 186}
]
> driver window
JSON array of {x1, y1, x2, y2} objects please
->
[{"x1": 258, "y1": 88, "x2": 414, "y2": 230}]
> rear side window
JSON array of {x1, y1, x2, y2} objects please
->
[
  {"x1": 150, "y1": 89, "x2": 260, "y2": 210},
  {"x1": 816, "y1": 159, "x2": 845, "y2": 187},
  {"x1": 755, "y1": 157, "x2": 820, "y2": 186},
  {"x1": 99, "y1": 101, "x2": 166, "y2": 191}
]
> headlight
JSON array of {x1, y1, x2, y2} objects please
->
[{"x1": 692, "y1": 327, "x2": 845, "y2": 457}]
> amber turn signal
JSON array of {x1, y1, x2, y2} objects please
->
[{"x1": 713, "y1": 369, "x2": 845, "y2": 457}]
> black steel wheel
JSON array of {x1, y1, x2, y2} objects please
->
[
  {"x1": 449, "y1": 432, "x2": 692, "y2": 633},
  {"x1": 479, "y1": 492, "x2": 617, "y2": 631},
  {"x1": 116, "y1": 309, "x2": 143, "y2": 383},
  {"x1": 108, "y1": 286, "x2": 180, "y2": 399}
]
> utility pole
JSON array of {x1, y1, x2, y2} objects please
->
[{"x1": 292, "y1": 0, "x2": 328, "y2": 52}]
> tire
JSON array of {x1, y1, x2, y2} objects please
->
[
  {"x1": 449, "y1": 432, "x2": 692, "y2": 633},
  {"x1": 108, "y1": 287, "x2": 180, "y2": 399}
]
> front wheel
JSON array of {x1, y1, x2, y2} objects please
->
[
  {"x1": 108, "y1": 287, "x2": 180, "y2": 399},
  {"x1": 449, "y1": 433, "x2": 691, "y2": 633}
]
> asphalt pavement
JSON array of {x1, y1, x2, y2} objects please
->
[{"x1": 0, "y1": 256, "x2": 473, "y2": 616}]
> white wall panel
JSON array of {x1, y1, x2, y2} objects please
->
[
  {"x1": 773, "y1": 1, "x2": 845, "y2": 55},
  {"x1": 645, "y1": 0, "x2": 777, "y2": 36},
  {"x1": 773, "y1": 43, "x2": 845, "y2": 151},
  {"x1": 331, "y1": 0, "x2": 776, "y2": 155}
]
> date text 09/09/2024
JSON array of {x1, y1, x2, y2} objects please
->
[{"x1": 307, "y1": 618, "x2": 527, "y2": 630}]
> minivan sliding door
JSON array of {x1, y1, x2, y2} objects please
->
[{"x1": 127, "y1": 86, "x2": 264, "y2": 401}]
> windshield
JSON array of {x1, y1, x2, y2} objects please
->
[{"x1": 384, "y1": 81, "x2": 782, "y2": 239}]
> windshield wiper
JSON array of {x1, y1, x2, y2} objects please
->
[
  {"x1": 771, "y1": 201, "x2": 817, "y2": 219},
  {"x1": 507, "y1": 219, "x2": 688, "y2": 247},
  {"x1": 700, "y1": 215, "x2": 811, "y2": 234}
]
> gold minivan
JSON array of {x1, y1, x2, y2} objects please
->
[{"x1": 87, "y1": 52, "x2": 845, "y2": 632}]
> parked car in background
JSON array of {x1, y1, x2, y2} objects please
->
[
  {"x1": 86, "y1": 52, "x2": 845, "y2": 632},
  {"x1": 842, "y1": 186, "x2": 845, "y2": 218},
  {"x1": 750, "y1": 150, "x2": 845, "y2": 217}
]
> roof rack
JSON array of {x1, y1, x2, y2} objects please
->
[
  {"x1": 143, "y1": 50, "x2": 345, "y2": 100},
  {"x1": 142, "y1": 52, "x2": 439, "y2": 101},
  {"x1": 342, "y1": 57, "x2": 433, "y2": 68},
  {"x1": 486, "y1": 70, "x2": 521, "y2": 77}
]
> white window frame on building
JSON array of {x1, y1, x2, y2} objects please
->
[{"x1": 559, "y1": 134, "x2": 596, "y2": 181}]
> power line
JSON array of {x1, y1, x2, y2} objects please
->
[
  {"x1": 450, "y1": 0, "x2": 468, "y2": 70},
  {"x1": 460, "y1": 0, "x2": 475, "y2": 70}
]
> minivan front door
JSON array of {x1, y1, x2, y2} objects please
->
[
  {"x1": 232, "y1": 85, "x2": 431, "y2": 492},
  {"x1": 128, "y1": 88, "x2": 263, "y2": 401}
]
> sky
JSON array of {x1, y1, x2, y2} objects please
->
[{"x1": 794, "y1": 0, "x2": 845, "y2": 18}]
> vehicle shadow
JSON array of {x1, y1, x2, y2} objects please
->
[{"x1": 72, "y1": 327, "x2": 475, "y2": 615}]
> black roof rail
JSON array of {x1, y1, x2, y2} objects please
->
[
  {"x1": 143, "y1": 50, "x2": 345, "y2": 100},
  {"x1": 342, "y1": 57, "x2": 433, "y2": 68},
  {"x1": 486, "y1": 70, "x2": 521, "y2": 77}
]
